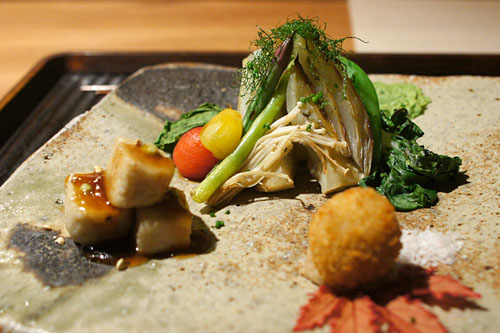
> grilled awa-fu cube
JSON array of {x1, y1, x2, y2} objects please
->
[
  {"x1": 64, "y1": 171, "x2": 133, "y2": 245},
  {"x1": 135, "y1": 189, "x2": 192, "y2": 255},
  {"x1": 105, "y1": 137, "x2": 175, "y2": 208},
  {"x1": 65, "y1": 137, "x2": 191, "y2": 254}
]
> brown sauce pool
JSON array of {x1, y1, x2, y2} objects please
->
[
  {"x1": 66, "y1": 172, "x2": 118, "y2": 214},
  {"x1": 79, "y1": 218, "x2": 216, "y2": 269}
]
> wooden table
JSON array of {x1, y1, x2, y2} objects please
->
[{"x1": 0, "y1": 0, "x2": 351, "y2": 100}]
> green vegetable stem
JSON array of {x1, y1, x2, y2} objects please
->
[
  {"x1": 339, "y1": 56, "x2": 382, "y2": 168},
  {"x1": 241, "y1": 37, "x2": 293, "y2": 133},
  {"x1": 192, "y1": 70, "x2": 291, "y2": 203}
]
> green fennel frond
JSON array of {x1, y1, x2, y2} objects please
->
[{"x1": 238, "y1": 16, "x2": 350, "y2": 97}]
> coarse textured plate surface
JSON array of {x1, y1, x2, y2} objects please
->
[{"x1": 0, "y1": 63, "x2": 499, "y2": 332}]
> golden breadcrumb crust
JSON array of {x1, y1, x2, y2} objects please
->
[{"x1": 309, "y1": 187, "x2": 401, "y2": 290}]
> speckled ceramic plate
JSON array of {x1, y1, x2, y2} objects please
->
[{"x1": 0, "y1": 63, "x2": 499, "y2": 332}]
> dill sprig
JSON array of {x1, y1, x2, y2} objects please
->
[{"x1": 239, "y1": 16, "x2": 350, "y2": 96}]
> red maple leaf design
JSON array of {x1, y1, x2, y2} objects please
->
[
  {"x1": 294, "y1": 265, "x2": 482, "y2": 333},
  {"x1": 412, "y1": 274, "x2": 481, "y2": 301},
  {"x1": 382, "y1": 296, "x2": 447, "y2": 333},
  {"x1": 294, "y1": 285, "x2": 346, "y2": 331},
  {"x1": 329, "y1": 296, "x2": 378, "y2": 333}
]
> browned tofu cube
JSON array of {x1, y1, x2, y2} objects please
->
[
  {"x1": 135, "y1": 190, "x2": 192, "y2": 255},
  {"x1": 64, "y1": 171, "x2": 133, "y2": 245},
  {"x1": 105, "y1": 138, "x2": 175, "y2": 209}
]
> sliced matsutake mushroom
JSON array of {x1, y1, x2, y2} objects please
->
[
  {"x1": 255, "y1": 153, "x2": 296, "y2": 193},
  {"x1": 286, "y1": 64, "x2": 337, "y2": 138},
  {"x1": 207, "y1": 103, "x2": 349, "y2": 206},
  {"x1": 286, "y1": 59, "x2": 362, "y2": 193},
  {"x1": 295, "y1": 36, "x2": 373, "y2": 175},
  {"x1": 305, "y1": 145, "x2": 363, "y2": 194},
  {"x1": 224, "y1": 35, "x2": 374, "y2": 203}
]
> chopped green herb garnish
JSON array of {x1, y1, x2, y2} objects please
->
[
  {"x1": 263, "y1": 123, "x2": 271, "y2": 130},
  {"x1": 239, "y1": 16, "x2": 349, "y2": 98},
  {"x1": 215, "y1": 220, "x2": 225, "y2": 229},
  {"x1": 306, "y1": 124, "x2": 312, "y2": 132},
  {"x1": 209, "y1": 212, "x2": 216, "y2": 218},
  {"x1": 225, "y1": 210, "x2": 230, "y2": 215},
  {"x1": 300, "y1": 91, "x2": 328, "y2": 109},
  {"x1": 311, "y1": 92, "x2": 322, "y2": 103}
]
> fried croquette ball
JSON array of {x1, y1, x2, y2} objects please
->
[{"x1": 308, "y1": 187, "x2": 401, "y2": 290}]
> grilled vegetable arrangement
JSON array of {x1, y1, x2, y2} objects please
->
[{"x1": 156, "y1": 16, "x2": 462, "y2": 211}]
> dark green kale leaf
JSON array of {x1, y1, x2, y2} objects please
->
[
  {"x1": 155, "y1": 103, "x2": 223, "y2": 153},
  {"x1": 361, "y1": 109, "x2": 462, "y2": 211},
  {"x1": 360, "y1": 170, "x2": 438, "y2": 212},
  {"x1": 381, "y1": 108, "x2": 423, "y2": 140},
  {"x1": 387, "y1": 136, "x2": 462, "y2": 183}
]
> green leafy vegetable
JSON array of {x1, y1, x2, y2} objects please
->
[
  {"x1": 374, "y1": 82, "x2": 430, "y2": 119},
  {"x1": 362, "y1": 170, "x2": 439, "y2": 211},
  {"x1": 361, "y1": 109, "x2": 462, "y2": 211},
  {"x1": 381, "y1": 109, "x2": 423, "y2": 139},
  {"x1": 155, "y1": 103, "x2": 223, "y2": 153},
  {"x1": 215, "y1": 220, "x2": 225, "y2": 229}
]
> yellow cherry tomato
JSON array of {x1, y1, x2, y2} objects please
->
[{"x1": 200, "y1": 108, "x2": 242, "y2": 159}]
